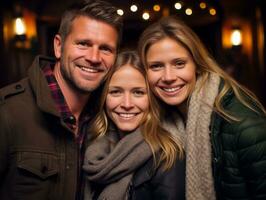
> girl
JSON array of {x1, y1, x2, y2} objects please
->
[{"x1": 83, "y1": 51, "x2": 185, "y2": 200}]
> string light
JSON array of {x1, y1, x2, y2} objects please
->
[
  {"x1": 209, "y1": 8, "x2": 216, "y2": 15},
  {"x1": 185, "y1": 8, "x2": 193, "y2": 15},
  {"x1": 117, "y1": 9, "x2": 124, "y2": 16},
  {"x1": 130, "y1": 5, "x2": 138, "y2": 12},
  {"x1": 142, "y1": 12, "x2": 150, "y2": 20},
  {"x1": 153, "y1": 4, "x2": 161, "y2": 12},
  {"x1": 200, "y1": 2, "x2": 207, "y2": 9},
  {"x1": 116, "y1": 2, "x2": 217, "y2": 19},
  {"x1": 174, "y1": 2, "x2": 182, "y2": 10}
]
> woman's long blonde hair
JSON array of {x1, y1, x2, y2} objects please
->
[
  {"x1": 138, "y1": 16, "x2": 266, "y2": 121},
  {"x1": 89, "y1": 50, "x2": 184, "y2": 170}
]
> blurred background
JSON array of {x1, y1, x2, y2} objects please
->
[{"x1": 0, "y1": 0, "x2": 265, "y2": 105}]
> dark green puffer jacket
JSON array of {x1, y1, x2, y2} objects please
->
[{"x1": 211, "y1": 90, "x2": 266, "y2": 200}]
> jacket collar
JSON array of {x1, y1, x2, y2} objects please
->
[
  {"x1": 218, "y1": 79, "x2": 234, "y2": 107},
  {"x1": 28, "y1": 55, "x2": 60, "y2": 117}
]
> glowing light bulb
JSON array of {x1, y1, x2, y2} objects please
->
[
  {"x1": 117, "y1": 9, "x2": 124, "y2": 16},
  {"x1": 153, "y1": 5, "x2": 160, "y2": 12},
  {"x1": 185, "y1": 8, "x2": 192, "y2": 15},
  {"x1": 142, "y1": 12, "x2": 150, "y2": 20},
  {"x1": 130, "y1": 5, "x2": 138, "y2": 12},
  {"x1": 231, "y1": 29, "x2": 242, "y2": 46},
  {"x1": 209, "y1": 8, "x2": 216, "y2": 16},
  {"x1": 14, "y1": 17, "x2": 26, "y2": 35},
  {"x1": 200, "y1": 2, "x2": 207, "y2": 9},
  {"x1": 174, "y1": 2, "x2": 182, "y2": 10}
]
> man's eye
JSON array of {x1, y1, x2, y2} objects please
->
[
  {"x1": 77, "y1": 41, "x2": 90, "y2": 48},
  {"x1": 100, "y1": 46, "x2": 113, "y2": 54}
]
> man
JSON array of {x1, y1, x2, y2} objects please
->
[{"x1": 0, "y1": 0, "x2": 123, "y2": 199}]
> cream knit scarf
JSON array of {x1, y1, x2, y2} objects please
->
[{"x1": 164, "y1": 72, "x2": 220, "y2": 200}]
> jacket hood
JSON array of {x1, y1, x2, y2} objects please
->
[{"x1": 28, "y1": 55, "x2": 59, "y2": 117}]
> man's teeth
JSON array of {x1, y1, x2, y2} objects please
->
[
  {"x1": 119, "y1": 113, "x2": 136, "y2": 118},
  {"x1": 162, "y1": 86, "x2": 181, "y2": 92},
  {"x1": 81, "y1": 66, "x2": 98, "y2": 73}
]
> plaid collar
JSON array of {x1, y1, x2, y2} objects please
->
[{"x1": 42, "y1": 64, "x2": 90, "y2": 136}]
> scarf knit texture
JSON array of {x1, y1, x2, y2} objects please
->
[
  {"x1": 164, "y1": 72, "x2": 220, "y2": 200},
  {"x1": 83, "y1": 128, "x2": 153, "y2": 200},
  {"x1": 185, "y1": 73, "x2": 220, "y2": 199}
]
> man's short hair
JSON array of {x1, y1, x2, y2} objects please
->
[{"x1": 58, "y1": 0, "x2": 123, "y2": 45}]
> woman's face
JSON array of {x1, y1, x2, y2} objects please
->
[
  {"x1": 146, "y1": 37, "x2": 196, "y2": 107},
  {"x1": 105, "y1": 64, "x2": 149, "y2": 133}
]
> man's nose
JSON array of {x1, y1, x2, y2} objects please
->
[{"x1": 85, "y1": 47, "x2": 101, "y2": 64}]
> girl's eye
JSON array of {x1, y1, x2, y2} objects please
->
[
  {"x1": 133, "y1": 90, "x2": 146, "y2": 97},
  {"x1": 108, "y1": 89, "x2": 122, "y2": 96}
]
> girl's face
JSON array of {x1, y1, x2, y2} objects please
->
[
  {"x1": 146, "y1": 37, "x2": 196, "y2": 107},
  {"x1": 105, "y1": 65, "x2": 149, "y2": 133}
]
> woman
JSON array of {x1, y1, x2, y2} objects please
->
[
  {"x1": 138, "y1": 16, "x2": 266, "y2": 200},
  {"x1": 83, "y1": 51, "x2": 185, "y2": 200}
]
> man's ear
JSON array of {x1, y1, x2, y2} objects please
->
[{"x1": 54, "y1": 34, "x2": 62, "y2": 59}]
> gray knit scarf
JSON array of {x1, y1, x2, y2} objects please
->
[
  {"x1": 83, "y1": 127, "x2": 153, "y2": 200},
  {"x1": 163, "y1": 72, "x2": 220, "y2": 200}
]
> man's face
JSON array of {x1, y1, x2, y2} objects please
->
[{"x1": 54, "y1": 16, "x2": 118, "y2": 93}]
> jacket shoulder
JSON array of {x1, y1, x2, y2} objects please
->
[{"x1": 0, "y1": 79, "x2": 28, "y2": 105}]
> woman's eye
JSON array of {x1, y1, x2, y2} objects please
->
[
  {"x1": 149, "y1": 64, "x2": 163, "y2": 71},
  {"x1": 174, "y1": 60, "x2": 186, "y2": 68}
]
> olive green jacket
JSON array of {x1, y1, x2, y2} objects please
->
[
  {"x1": 211, "y1": 89, "x2": 266, "y2": 199},
  {"x1": 0, "y1": 56, "x2": 84, "y2": 200}
]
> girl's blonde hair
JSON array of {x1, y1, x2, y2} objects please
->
[
  {"x1": 138, "y1": 16, "x2": 266, "y2": 121},
  {"x1": 89, "y1": 50, "x2": 184, "y2": 170}
]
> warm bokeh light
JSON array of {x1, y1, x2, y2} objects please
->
[
  {"x1": 174, "y1": 2, "x2": 182, "y2": 10},
  {"x1": 200, "y1": 2, "x2": 207, "y2": 9},
  {"x1": 14, "y1": 18, "x2": 26, "y2": 35},
  {"x1": 130, "y1": 5, "x2": 138, "y2": 12},
  {"x1": 117, "y1": 9, "x2": 124, "y2": 16},
  {"x1": 185, "y1": 8, "x2": 193, "y2": 15},
  {"x1": 142, "y1": 12, "x2": 150, "y2": 20},
  {"x1": 153, "y1": 4, "x2": 161, "y2": 12},
  {"x1": 209, "y1": 8, "x2": 216, "y2": 16},
  {"x1": 231, "y1": 29, "x2": 242, "y2": 46}
]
